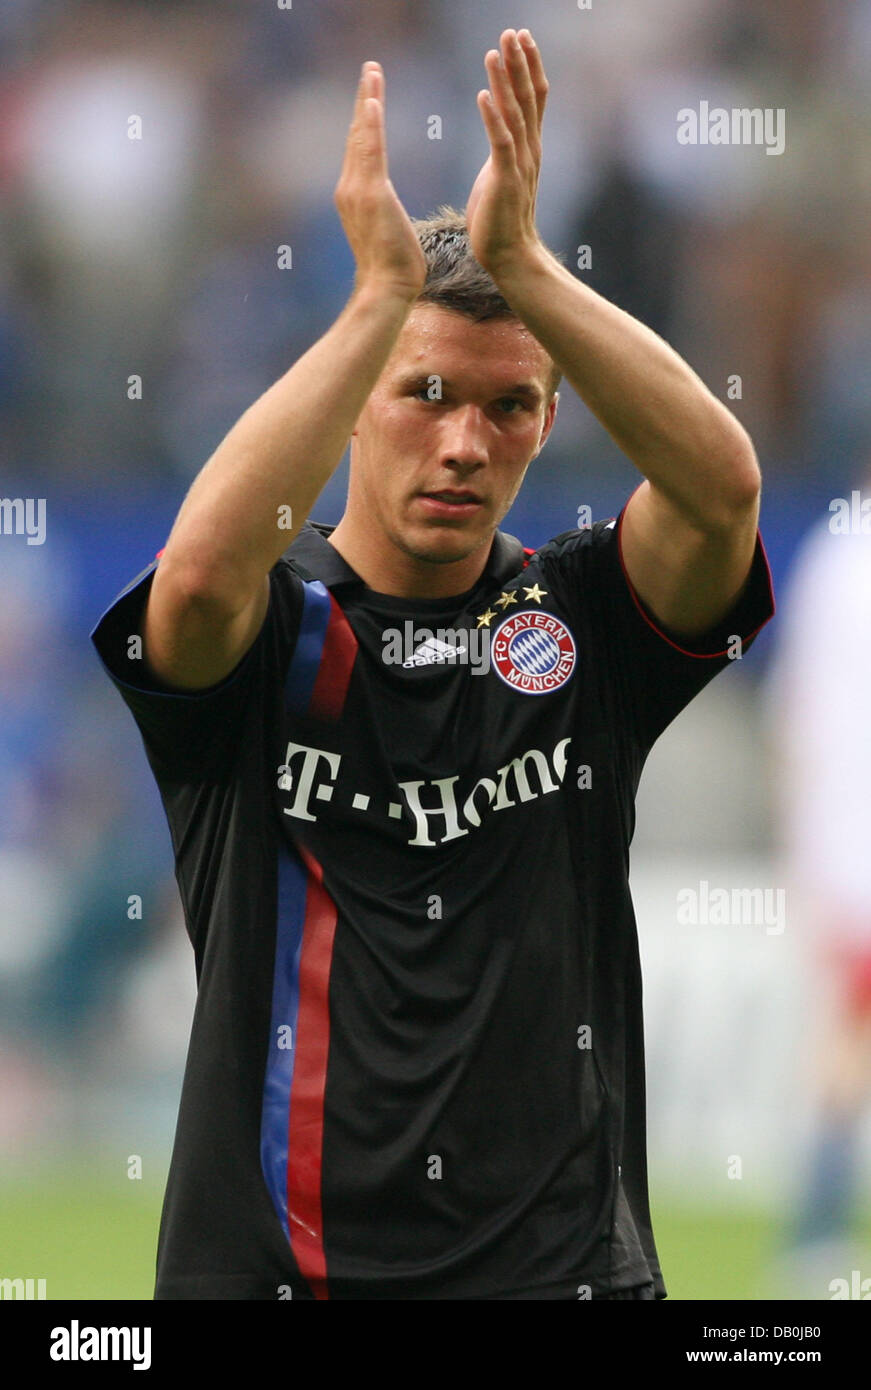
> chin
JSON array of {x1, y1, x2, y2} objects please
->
[{"x1": 397, "y1": 520, "x2": 489, "y2": 566}]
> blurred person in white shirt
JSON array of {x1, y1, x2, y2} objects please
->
[{"x1": 769, "y1": 458, "x2": 871, "y2": 1292}]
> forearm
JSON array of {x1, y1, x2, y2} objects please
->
[
  {"x1": 158, "y1": 283, "x2": 413, "y2": 608},
  {"x1": 494, "y1": 245, "x2": 761, "y2": 527}
]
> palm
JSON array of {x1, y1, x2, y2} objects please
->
[{"x1": 464, "y1": 30, "x2": 549, "y2": 271}]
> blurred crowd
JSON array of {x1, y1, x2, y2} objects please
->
[
  {"x1": 1, "y1": 0, "x2": 869, "y2": 484},
  {"x1": 0, "y1": 0, "x2": 869, "y2": 1229}
]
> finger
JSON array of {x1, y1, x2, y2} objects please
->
[
  {"x1": 347, "y1": 63, "x2": 382, "y2": 158},
  {"x1": 501, "y1": 30, "x2": 539, "y2": 137},
  {"x1": 351, "y1": 62, "x2": 379, "y2": 128},
  {"x1": 484, "y1": 48, "x2": 525, "y2": 146},
  {"x1": 361, "y1": 94, "x2": 388, "y2": 181},
  {"x1": 476, "y1": 87, "x2": 517, "y2": 171},
  {"x1": 342, "y1": 63, "x2": 383, "y2": 176},
  {"x1": 517, "y1": 30, "x2": 549, "y2": 127}
]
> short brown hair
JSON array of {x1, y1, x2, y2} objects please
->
[{"x1": 411, "y1": 205, "x2": 562, "y2": 399}]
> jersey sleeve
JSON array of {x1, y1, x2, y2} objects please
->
[
  {"x1": 537, "y1": 499, "x2": 775, "y2": 757},
  {"x1": 89, "y1": 553, "x2": 304, "y2": 782}
]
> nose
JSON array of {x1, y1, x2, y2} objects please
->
[{"x1": 438, "y1": 403, "x2": 489, "y2": 471}]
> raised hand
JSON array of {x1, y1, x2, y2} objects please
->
[
  {"x1": 334, "y1": 62, "x2": 427, "y2": 303},
  {"x1": 466, "y1": 29, "x2": 549, "y2": 277}
]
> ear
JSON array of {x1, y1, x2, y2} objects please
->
[{"x1": 533, "y1": 392, "x2": 559, "y2": 457}]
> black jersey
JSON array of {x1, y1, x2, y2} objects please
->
[{"x1": 90, "y1": 501, "x2": 774, "y2": 1300}]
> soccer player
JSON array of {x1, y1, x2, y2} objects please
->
[{"x1": 91, "y1": 29, "x2": 774, "y2": 1299}]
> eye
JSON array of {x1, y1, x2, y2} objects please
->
[{"x1": 496, "y1": 397, "x2": 525, "y2": 413}]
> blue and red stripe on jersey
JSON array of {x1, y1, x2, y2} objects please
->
[
  {"x1": 261, "y1": 839, "x2": 338, "y2": 1300},
  {"x1": 283, "y1": 579, "x2": 358, "y2": 721},
  {"x1": 261, "y1": 578, "x2": 357, "y2": 1298}
]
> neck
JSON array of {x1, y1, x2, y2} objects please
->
[{"x1": 327, "y1": 513, "x2": 494, "y2": 599}]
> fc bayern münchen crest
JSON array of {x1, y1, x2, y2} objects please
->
[{"x1": 491, "y1": 610, "x2": 577, "y2": 695}]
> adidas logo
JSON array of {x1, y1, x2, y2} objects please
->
[{"x1": 402, "y1": 638, "x2": 466, "y2": 668}]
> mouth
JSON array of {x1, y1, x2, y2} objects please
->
[{"x1": 416, "y1": 489, "x2": 484, "y2": 518}]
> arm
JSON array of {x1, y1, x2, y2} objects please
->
[
  {"x1": 145, "y1": 61, "x2": 426, "y2": 690},
  {"x1": 467, "y1": 29, "x2": 762, "y2": 639}
]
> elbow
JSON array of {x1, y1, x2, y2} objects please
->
[
  {"x1": 706, "y1": 439, "x2": 762, "y2": 531},
  {"x1": 155, "y1": 551, "x2": 241, "y2": 619},
  {"x1": 731, "y1": 439, "x2": 762, "y2": 508}
]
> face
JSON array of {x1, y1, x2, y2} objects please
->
[{"x1": 349, "y1": 304, "x2": 558, "y2": 572}]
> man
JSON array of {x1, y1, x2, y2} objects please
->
[
  {"x1": 767, "y1": 483, "x2": 871, "y2": 1295},
  {"x1": 91, "y1": 29, "x2": 773, "y2": 1299}
]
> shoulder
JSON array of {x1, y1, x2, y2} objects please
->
[{"x1": 527, "y1": 517, "x2": 619, "y2": 569}]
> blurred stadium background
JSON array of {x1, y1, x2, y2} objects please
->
[{"x1": 1, "y1": 0, "x2": 870, "y2": 1300}]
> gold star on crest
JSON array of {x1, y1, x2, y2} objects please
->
[
  {"x1": 495, "y1": 589, "x2": 518, "y2": 609},
  {"x1": 476, "y1": 607, "x2": 497, "y2": 628},
  {"x1": 522, "y1": 583, "x2": 548, "y2": 604}
]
